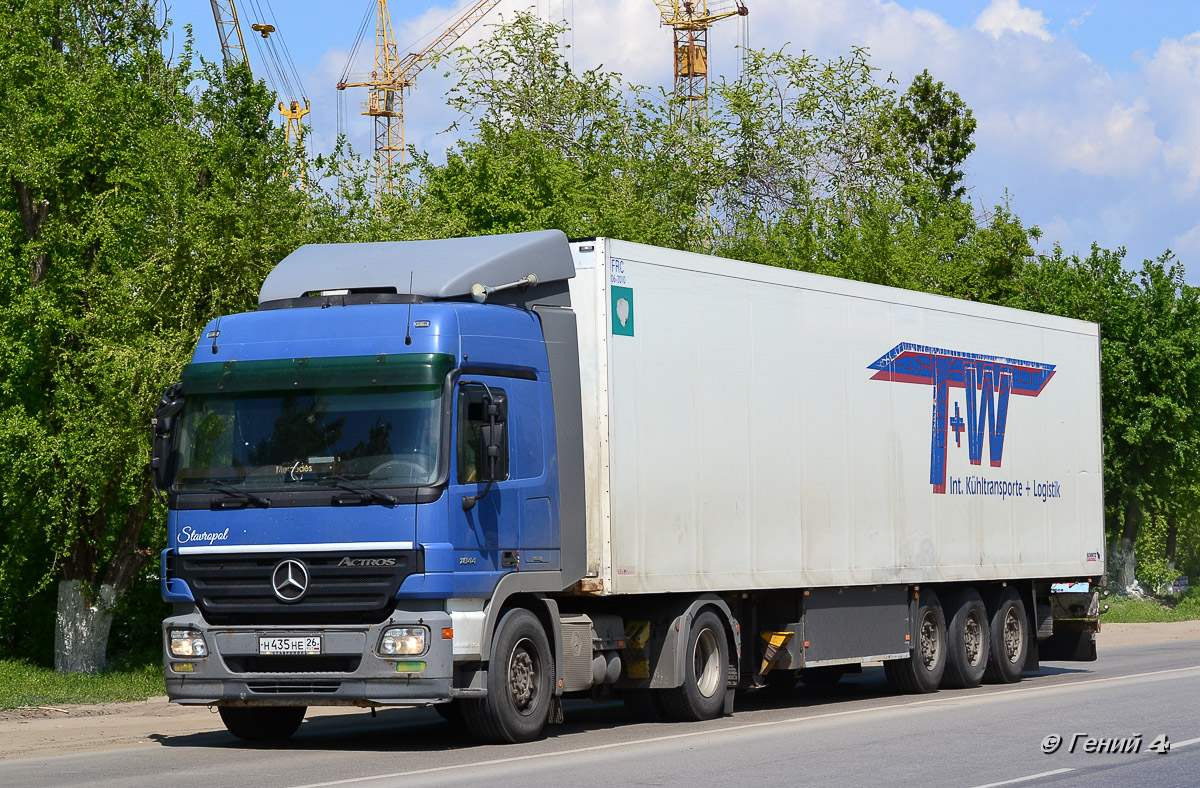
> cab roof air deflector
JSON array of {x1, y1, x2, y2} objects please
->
[{"x1": 258, "y1": 229, "x2": 576, "y2": 310}]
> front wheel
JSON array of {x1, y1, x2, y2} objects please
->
[
  {"x1": 461, "y1": 608, "x2": 554, "y2": 743},
  {"x1": 218, "y1": 706, "x2": 307, "y2": 741},
  {"x1": 661, "y1": 610, "x2": 729, "y2": 721}
]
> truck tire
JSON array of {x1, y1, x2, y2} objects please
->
[
  {"x1": 217, "y1": 706, "x2": 306, "y2": 741},
  {"x1": 461, "y1": 607, "x2": 554, "y2": 743},
  {"x1": 983, "y1": 587, "x2": 1028, "y2": 684},
  {"x1": 941, "y1": 587, "x2": 990, "y2": 689},
  {"x1": 661, "y1": 610, "x2": 729, "y2": 722},
  {"x1": 884, "y1": 589, "x2": 947, "y2": 694}
]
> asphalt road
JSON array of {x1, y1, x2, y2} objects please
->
[{"x1": 3, "y1": 638, "x2": 1199, "y2": 788}]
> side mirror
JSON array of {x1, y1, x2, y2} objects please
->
[
  {"x1": 150, "y1": 382, "x2": 184, "y2": 491},
  {"x1": 479, "y1": 422, "x2": 508, "y2": 481},
  {"x1": 477, "y1": 392, "x2": 508, "y2": 482},
  {"x1": 462, "y1": 390, "x2": 508, "y2": 511}
]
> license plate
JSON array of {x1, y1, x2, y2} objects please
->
[{"x1": 258, "y1": 636, "x2": 321, "y2": 655}]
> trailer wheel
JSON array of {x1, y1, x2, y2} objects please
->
[
  {"x1": 217, "y1": 706, "x2": 306, "y2": 741},
  {"x1": 941, "y1": 588, "x2": 990, "y2": 689},
  {"x1": 461, "y1": 607, "x2": 553, "y2": 743},
  {"x1": 983, "y1": 587, "x2": 1028, "y2": 684},
  {"x1": 661, "y1": 610, "x2": 729, "y2": 721},
  {"x1": 884, "y1": 589, "x2": 947, "y2": 694}
]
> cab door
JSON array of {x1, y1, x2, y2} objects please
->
[{"x1": 448, "y1": 378, "x2": 520, "y2": 574}]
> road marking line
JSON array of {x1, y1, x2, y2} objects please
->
[
  {"x1": 906, "y1": 664, "x2": 1200, "y2": 710},
  {"x1": 969, "y1": 768, "x2": 1074, "y2": 788},
  {"x1": 287, "y1": 664, "x2": 1200, "y2": 788}
]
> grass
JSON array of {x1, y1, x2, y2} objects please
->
[
  {"x1": 0, "y1": 660, "x2": 164, "y2": 710},
  {"x1": 1100, "y1": 586, "x2": 1200, "y2": 623}
]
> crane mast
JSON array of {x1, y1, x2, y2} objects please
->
[
  {"x1": 209, "y1": 0, "x2": 249, "y2": 67},
  {"x1": 338, "y1": 0, "x2": 502, "y2": 197},
  {"x1": 651, "y1": 1, "x2": 748, "y2": 127},
  {"x1": 209, "y1": 0, "x2": 310, "y2": 189}
]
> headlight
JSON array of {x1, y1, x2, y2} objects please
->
[
  {"x1": 168, "y1": 628, "x2": 207, "y2": 658},
  {"x1": 379, "y1": 626, "x2": 427, "y2": 656}
]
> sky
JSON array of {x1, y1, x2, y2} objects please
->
[{"x1": 167, "y1": 0, "x2": 1200, "y2": 281}]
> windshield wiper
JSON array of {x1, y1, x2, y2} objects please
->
[
  {"x1": 206, "y1": 480, "x2": 271, "y2": 509},
  {"x1": 327, "y1": 475, "x2": 398, "y2": 506}
]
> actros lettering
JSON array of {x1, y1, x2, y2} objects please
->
[{"x1": 868, "y1": 342, "x2": 1055, "y2": 494}]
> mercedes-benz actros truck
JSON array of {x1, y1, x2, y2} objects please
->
[{"x1": 152, "y1": 230, "x2": 1104, "y2": 743}]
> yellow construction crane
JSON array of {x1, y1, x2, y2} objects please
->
[
  {"x1": 209, "y1": 0, "x2": 310, "y2": 188},
  {"x1": 209, "y1": 0, "x2": 249, "y2": 67},
  {"x1": 651, "y1": 1, "x2": 748, "y2": 127},
  {"x1": 337, "y1": 0, "x2": 502, "y2": 197}
]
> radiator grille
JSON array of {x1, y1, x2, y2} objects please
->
[
  {"x1": 246, "y1": 680, "x2": 341, "y2": 694},
  {"x1": 171, "y1": 550, "x2": 421, "y2": 626},
  {"x1": 224, "y1": 655, "x2": 362, "y2": 674}
]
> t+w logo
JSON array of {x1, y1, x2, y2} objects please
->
[{"x1": 868, "y1": 343, "x2": 1056, "y2": 494}]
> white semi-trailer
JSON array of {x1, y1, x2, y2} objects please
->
[{"x1": 154, "y1": 231, "x2": 1104, "y2": 743}]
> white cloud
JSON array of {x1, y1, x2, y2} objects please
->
[
  {"x1": 1140, "y1": 31, "x2": 1200, "y2": 198},
  {"x1": 284, "y1": 0, "x2": 1200, "y2": 278},
  {"x1": 1173, "y1": 220, "x2": 1200, "y2": 260},
  {"x1": 1034, "y1": 216, "x2": 1075, "y2": 252},
  {"x1": 973, "y1": 0, "x2": 1052, "y2": 42},
  {"x1": 1067, "y1": 5, "x2": 1095, "y2": 32}
]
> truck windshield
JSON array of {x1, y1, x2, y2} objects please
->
[{"x1": 172, "y1": 354, "x2": 453, "y2": 491}]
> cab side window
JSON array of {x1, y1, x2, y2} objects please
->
[{"x1": 457, "y1": 386, "x2": 508, "y2": 484}]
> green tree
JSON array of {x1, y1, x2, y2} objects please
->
[
  {"x1": 710, "y1": 49, "x2": 992, "y2": 296},
  {"x1": 0, "y1": 1, "x2": 306, "y2": 672},
  {"x1": 892, "y1": 69, "x2": 977, "y2": 204},
  {"x1": 1015, "y1": 246, "x2": 1200, "y2": 591},
  {"x1": 406, "y1": 12, "x2": 711, "y2": 248}
]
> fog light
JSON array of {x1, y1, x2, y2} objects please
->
[
  {"x1": 169, "y1": 629, "x2": 207, "y2": 658},
  {"x1": 379, "y1": 626, "x2": 427, "y2": 656}
]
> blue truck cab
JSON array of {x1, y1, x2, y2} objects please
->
[{"x1": 152, "y1": 231, "x2": 591, "y2": 742}]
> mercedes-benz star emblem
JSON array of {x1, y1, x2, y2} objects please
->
[{"x1": 271, "y1": 559, "x2": 309, "y2": 603}]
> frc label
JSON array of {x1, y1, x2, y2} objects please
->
[
  {"x1": 611, "y1": 285, "x2": 635, "y2": 337},
  {"x1": 868, "y1": 342, "x2": 1056, "y2": 494}
]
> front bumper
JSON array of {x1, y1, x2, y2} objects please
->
[{"x1": 163, "y1": 607, "x2": 453, "y2": 707}]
